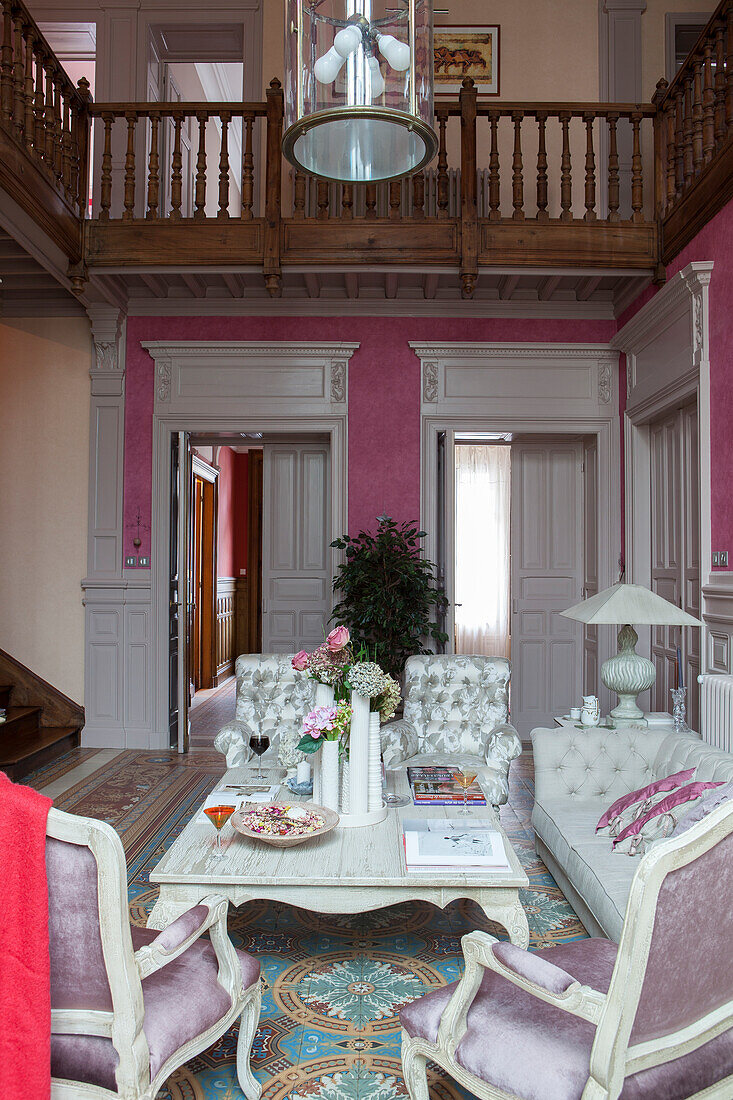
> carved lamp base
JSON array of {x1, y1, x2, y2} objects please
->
[{"x1": 601, "y1": 623, "x2": 656, "y2": 722}]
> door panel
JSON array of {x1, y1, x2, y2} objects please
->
[
  {"x1": 511, "y1": 443, "x2": 584, "y2": 737},
  {"x1": 174, "y1": 431, "x2": 192, "y2": 753},
  {"x1": 262, "y1": 443, "x2": 330, "y2": 654},
  {"x1": 582, "y1": 436, "x2": 600, "y2": 702}
]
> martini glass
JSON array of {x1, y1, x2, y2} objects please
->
[
  {"x1": 455, "y1": 770, "x2": 478, "y2": 816},
  {"x1": 203, "y1": 804, "x2": 236, "y2": 850}
]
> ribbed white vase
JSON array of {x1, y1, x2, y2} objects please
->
[
  {"x1": 368, "y1": 710, "x2": 382, "y2": 811},
  {"x1": 349, "y1": 690, "x2": 370, "y2": 816},
  {"x1": 340, "y1": 758, "x2": 350, "y2": 814},
  {"x1": 312, "y1": 683, "x2": 335, "y2": 805},
  {"x1": 320, "y1": 739, "x2": 340, "y2": 812}
]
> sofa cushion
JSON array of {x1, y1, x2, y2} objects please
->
[
  {"x1": 652, "y1": 732, "x2": 733, "y2": 785},
  {"x1": 402, "y1": 655, "x2": 510, "y2": 758},
  {"x1": 613, "y1": 781, "x2": 724, "y2": 850},
  {"x1": 672, "y1": 780, "x2": 733, "y2": 837},
  {"x1": 596, "y1": 768, "x2": 696, "y2": 832}
]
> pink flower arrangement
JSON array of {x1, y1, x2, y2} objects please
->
[
  {"x1": 326, "y1": 625, "x2": 350, "y2": 652},
  {"x1": 297, "y1": 701, "x2": 352, "y2": 754},
  {"x1": 291, "y1": 628, "x2": 353, "y2": 688},
  {"x1": 292, "y1": 650, "x2": 310, "y2": 672},
  {"x1": 302, "y1": 705, "x2": 337, "y2": 740}
]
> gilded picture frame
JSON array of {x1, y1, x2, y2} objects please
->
[{"x1": 433, "y1": 25, "x2": 500, "y2": 96}]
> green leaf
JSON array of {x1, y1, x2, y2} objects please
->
[{"x1": 296, "y1": 735, "x2": 322, "y2": 754}]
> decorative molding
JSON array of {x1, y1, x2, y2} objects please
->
[
  {"x1": 330, "y1": 359, "x2": 347, "y2": 404},
  {"x1": 598, "y1": 358, "x2": 613, "y2": 404},
  {"x1": 156, "y1": 359, "x2": 172, "y2": 403},
  {"x1": 423, "y1": 361, "x2": 439, "y2": 403}
]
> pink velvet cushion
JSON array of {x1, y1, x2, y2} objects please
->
[
  {"x1": 400, "y1": 938, "x2": 733, "y2": 1100},
  {"x1": 596, "y1": 769, "x2": 695, "y2": 832},
  {"x1": 613, "y1": 781, "x2": 724, "y2": 848},
  {"x1": 152, "y1": 903, "x2": 210, "y2": 952},
  {"x1": 492, "y1": 941, "x2": 576, "y2": 995},
  {"x1": 51, "y1": 924, "x2": 260, "y2": 1091},
  {"x1": 671, "y1": 780, "x2": 733, "y2": 837}
]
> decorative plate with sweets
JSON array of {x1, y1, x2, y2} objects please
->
[{"x1": 231, "y1": 802, "x2": 339, "y2": 847}]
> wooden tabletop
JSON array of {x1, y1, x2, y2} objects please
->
[{"x1": 150, "y1": 764, "x2": 528, "y2": 891}]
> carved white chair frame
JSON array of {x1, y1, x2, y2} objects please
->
[
  {"x1": 48, "y1": 807, "x2": 262, "y2": 1100},
  {"x1": 401, "y1": 801, "x2": 733, "y2": 1100}
]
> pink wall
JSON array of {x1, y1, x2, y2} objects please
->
[
  {"x1": 233, "y1": 451, "x2": 249, "y2": 574},
  {"x1": 617, "y1": 197, "x2": 733, "y2": 569},
  {"x1": 123, "y1": 315, "x2": 615, "y2": 560},
  {"x1": 216, "y1": 445, "x2": 236, "y2": 576}
]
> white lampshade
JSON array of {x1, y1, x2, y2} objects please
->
[{"x1": 560, "y1": 583, "x2": 702, "y2": 627}]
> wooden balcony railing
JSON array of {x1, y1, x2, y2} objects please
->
[
  {"x1": 655, "y1": 0, "x2": 733, "y2": 263},
  {"x1": 0, "y1": 0, "x2": 90, "y2": 267}
]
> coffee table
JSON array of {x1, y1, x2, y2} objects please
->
[{"x1": 147, "y1": 765, "x2": 530, "y2": 947}]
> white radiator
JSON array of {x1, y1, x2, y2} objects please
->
[{"x1": 697, "y1": 673, "x2": 733, "y2": 751}]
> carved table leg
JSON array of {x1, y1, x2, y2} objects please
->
[
  {"x1": 478, "y1": 889, "x2": 530, "y2": 948},
  {"x1": 147, "y1": 886, "x2": 201, "y2": 929}
]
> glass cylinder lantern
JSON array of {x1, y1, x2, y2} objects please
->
[{"x1": 283, "y1": 0, "x2": 437, "y2": 183}]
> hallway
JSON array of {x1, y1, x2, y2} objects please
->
[{"x1": 188, "y1": 676, "x2": 236, "y2": 750}]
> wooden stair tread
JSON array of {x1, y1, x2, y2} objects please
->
[{"x1": 0, "y1": 721, "x2": 75, "y2": 764}]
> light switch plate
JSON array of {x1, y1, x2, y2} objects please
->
[
  {"x1": 138, "y1": 556, "x2": 150, "y2": 567},
  {"x1": 713, "y1": 551, "x2": 728, "y2": 568},
  {"x1": 125, "y1": 556, "x2": 137, "y2": 567}
]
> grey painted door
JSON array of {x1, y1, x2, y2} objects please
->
[
  {"x1": 261, "y1": 443, "x2": 331, "y2": 654},
  {"x1": 510, "y1": 442, "x2": 584, "y2": 737}
]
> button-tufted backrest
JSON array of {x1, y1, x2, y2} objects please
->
[
  {"x1": 402, "y1": 655, "x2": 511, "y2": 756},
  {"x1": 234, "y1": 654, "x2": 317, "y2": 735},
  {"x1": 652, "y1": 732, "x2": 733, "y2": 785},
  {"x1": 532, "y1": 727, "x2": 669, "y2": 804}
]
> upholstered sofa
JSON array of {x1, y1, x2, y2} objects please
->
[
  {"x1": 381, "y1": 655, "x2": 522, "y2": 809},
  {"x1": 531, "y1": 724, "x2": 733, "y2": 940}
]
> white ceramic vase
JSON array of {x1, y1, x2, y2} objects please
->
[
  {"x1": 320, "y1": 738, "x2": 340, "y2": 812},
  {"x1": 313, "y1": 682, "x2": 335, "y2": 804},
  {"x1": 580, "y1": 694, "x2": 601, "y2": 727},
  {"x1": 340, "y1": 757, "x2": 350, "y2": 814},
  {"x1": 368, "y1": 710, "x2": 382, "y2": 811},
  {"x1": 349, "y1": 690, "x2": 370, "y2": 816}
]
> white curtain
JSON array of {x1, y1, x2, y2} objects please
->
[{"x1": 454, "y1": 445, "x2": 511, "y2": 657}]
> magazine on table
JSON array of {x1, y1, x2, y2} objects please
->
[
  {"x1": 407, "y1": 765, "x2": 486, "y2": 806},
  {"x1": 402, "y1": 818, "x2": 511, "y2": 872},
  {"x1": 196, "y1": 783, "x2": 280, "y2": 821}
]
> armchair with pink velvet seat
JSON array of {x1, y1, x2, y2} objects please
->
[
  {"x1": 47, "y1": 805, "x2": 262, "y2": 1100},
  {"x1": 399, "y1": 800, "x2": 733, "y2": 1100}
]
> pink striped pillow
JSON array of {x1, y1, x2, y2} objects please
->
[
  {"x1": 613, "y1": 781, "x2": 724, "y2": 848},
  {"x1": 596, "y1": 768, "x2": 696, "y2": 832}
]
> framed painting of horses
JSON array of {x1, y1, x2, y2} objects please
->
[{"x1": 433, "y1": 25, "x2": 500, "y2": 95}]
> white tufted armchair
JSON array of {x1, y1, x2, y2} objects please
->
[
  {"x1": 214, "y1": 654, "x2": 316, "y2": 768},
  {"x1": 381, "y1": 655, "x2": 522, "y2": 809}
]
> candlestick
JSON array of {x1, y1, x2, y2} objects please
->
[{"x1": 676, "y1": 646, "x2": 684, "y2": 690}]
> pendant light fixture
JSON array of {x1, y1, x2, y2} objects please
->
[{"x1": 283, "y1": 1, "x2": 438, "y2": 183}]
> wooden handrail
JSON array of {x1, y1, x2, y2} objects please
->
[
  {"x1": 87, "y1": 101, "x2": 267, "y2": 117},
  {"x1": 661, "y1": 0, "x2": 730, "y2": 103}
]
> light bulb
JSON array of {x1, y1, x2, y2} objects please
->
[
  {"x1": 333, "y1": 24, "x2": 362, "y2": 59},
  {"x1": 367, "y1": 55, "x2": 385, "y2": 98},
  {"x1": 314, "y1": 45, "x2": 346, "y2": 84},
  {"x1": 377, "y1": 33, "x2": 411, "y2": 71}
]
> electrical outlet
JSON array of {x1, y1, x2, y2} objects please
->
[
  {"x1": 125, "y1": 556, "x2": 137, "y2": 567},
  {"x1": 713, "y1": 551, "x2": 728, "y2": 568},
  {"x1": 138, "y1": 556, "x2": 150, "y2": 567}
]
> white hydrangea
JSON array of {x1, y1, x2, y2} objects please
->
[{"x1": 349, "y1": 661, "x2": 386, "y2": 699}]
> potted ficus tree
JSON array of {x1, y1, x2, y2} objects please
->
[{"x1": 330, "y1": 515, "x2": 448, "y2": 681}]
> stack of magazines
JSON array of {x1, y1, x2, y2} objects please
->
[
  {"x1": 403, "y1": 818, "x2": 511, "y2": 873},
  {"x1": 407, "y1": 765, "x2": 486, "y2": 806}
]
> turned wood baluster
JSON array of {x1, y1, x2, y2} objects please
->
[
  {"x1": 714, "y1": 21, "x2": 726, "y2": 146},
  {"x1": 389, "y1": 178, "x2": 401, "y2": 219},
  {"x1": 170, "y1": 115, "x2": 183, "y2": 220},
  {"x1": 488, "y1": 111, "x2": 500, "y2": 221},
  {"x1": 607, "y1": 113, "x2": 620, "y2": 221},
  {"x1": 674, "y1": 88, "x2": 685, "y2": 195},
  {"x1": 365, "y1": 181, "x2": 377, "y2": 218},
  {"x1": 218, "y1": 111, "x2": 230, "y2": 218},
  {"x1": 194, "y1": 112, "x2": 207, "y2": 219},
  {"x1": 12, "y1": 15, "x2": 23, "y2": 135},
  {"x1": 702, "y1": 41, "x2": 715, "y2": 164},
  {"x1": 683, "y1": 76, "x2": 694, "y2": 187},
  {"x1": 535, "y1": 112, "x2": 548, "y2": 222},
  {"x1": 342, "y1": 182, "x2": 353, "y2": 218},
  {"x1": 293, "y1": 171, "x2": 305, "y2": 218},
  {"x1": 317, "y1": 178, "x2": 329, "y2": 219},
  {"x1": 146, "y1": 113, "x2": 160, "y2": 218},
  {"x1": 0, "y1": 0, "x2": 13, "y2": 126},
  {"x1": 691, "y1": 55, "x2": 704, "y2": 171},
  {"x1": 99, "y1": 114, "x2": 113, "y2": 220},
  {"x1": 122, "y1": 112, "x2": 136, "y2": 220},
  {"x1": 43, "y1": 60, "x2": 54, "y2": 164},
  {"x1": 70, "y1": 78, "x2": 91, "y2": 213},
  {"x1": 412, "y1": 171, "x2": 425, "y2": 219},
  {"x1": 630, "y1": 112, "x2": 643, "y2": 222},
  {"x1": 33, "y1": 42, "x2": 43, "y2": 150},
  {"x1": 241, "y1": 112, "x2": 254, "y2": 220},
  {"x1": 665, "y1": 102, "x2": 677, "y2": 209},
  {"x1": 52, "y1": 74, "x2": 63, "y2": 178},
  {"x1": 23, "y1": 28, "x2": 33, "y2": 145},
  {"x1": 436, "y1": 108, "x2": 449, "y2": 218},
  {"x1": 560, "y1": 112, "x2": 572, "y2": 222},
  {"x1": 511, "y1": 110, "x2": 524, "y2": 220},
  {"x1": 583, "y1": 111, "x2": 596, "y2": 221},
  {"x1": 61, "y1": 92, "x2": 72, "y2": 191}
]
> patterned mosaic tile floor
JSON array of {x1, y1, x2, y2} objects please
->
[{"x1": 26, "y1": 749, "x2": 588, "y2": 1099}]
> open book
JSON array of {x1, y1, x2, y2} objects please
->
[{"x1": 403, "y1": 818, "x2": 511, "y2": 872}]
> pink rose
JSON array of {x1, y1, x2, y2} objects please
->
[
  {"x1": 292, "y1": 650, "x2": 310, "y2": 671},
  {"x1": 326, "y1": 626, "x2": 350, "y2": 652}
]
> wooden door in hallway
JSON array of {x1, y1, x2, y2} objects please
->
[
  {"x1": 650, "y1": 400, "x2": 700, "y2": 729},
  {"x1": 190, "y1": 471, "x2": 216, "y2": 692},
  {"x1": 261, "y1": 443, "x2": 330, "y2": 653},
  {"x1": 510, "y1": 442, "x2": 584, "y2": 738}
]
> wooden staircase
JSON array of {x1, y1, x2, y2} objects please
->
[{"x1": 0, "y1": 656, "x2": 84, "y2": 782}]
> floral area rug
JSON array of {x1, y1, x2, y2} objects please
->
[{"x1": 26, "y1": 750, "x2": 587, "y2": 1100}]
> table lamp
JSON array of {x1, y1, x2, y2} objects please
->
[{"x1": 560, "y1": 583, "x2": 702, "y2": 723}]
